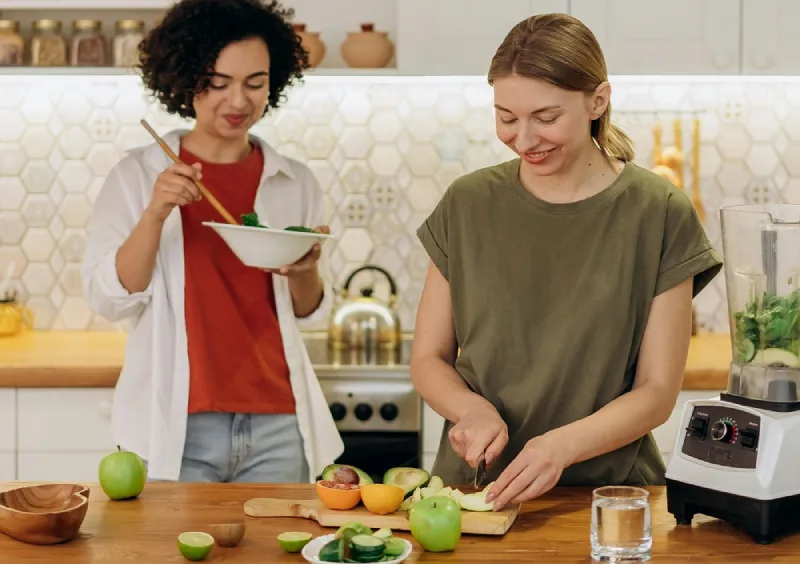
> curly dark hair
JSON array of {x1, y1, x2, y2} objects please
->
[{"x1": 137, "y1": 0, "x2": 308, "y2": 119}]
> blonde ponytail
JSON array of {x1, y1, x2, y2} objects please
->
[{"x1": 593, "y1": 105, "x2": 635, "y2": 162}]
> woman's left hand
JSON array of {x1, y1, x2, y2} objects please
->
[
  {"x1": 264, "y1": 225, "x2": 329, "y2": 277},
  {"x1": 485, "y1": 433, "x2": 570, "y2": 511}
]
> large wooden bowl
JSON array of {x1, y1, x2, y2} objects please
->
[{"x1": 0, "y1": 484, "x2": 90, "y2": 544}]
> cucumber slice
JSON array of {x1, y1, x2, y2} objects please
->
[
  {"x1": 350, "y1": 534, "x2": 385, "y2": 562},
  {"x1": 735, "y1": 339, "x2": 756, "y2": 363},
  {"x1": 372, "y1": 527, "x2": 392, "y2": 540}
]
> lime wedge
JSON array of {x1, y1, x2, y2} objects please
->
[
  {"x1": 277, "y1": 531, "x2": 313, "y2": 553},
  {"x1": 177, "y1": 532, "x2": 214, "y2": 561}
]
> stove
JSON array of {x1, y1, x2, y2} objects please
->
[{"x1": 302, "y1": 331, "x2": 421, "y2": 482}]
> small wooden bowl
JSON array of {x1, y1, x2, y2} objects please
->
[{"x1": 0, "y1": 484, "x2": 90, "y2": 545}]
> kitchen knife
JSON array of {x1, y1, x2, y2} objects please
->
[{"x1": 473, "y1": 453, "x2": 487, "y2": 488}]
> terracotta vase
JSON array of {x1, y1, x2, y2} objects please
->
[
  {"x1": 340, "y1": 23, "x2": 394, "y2": 68},
  {"x1": 293, "y1": 23, "x2": 326, "y2": 68}
]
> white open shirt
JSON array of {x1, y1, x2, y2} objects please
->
[{"x1": 82, "y1": 129, "x2": 344, "y2": 481}]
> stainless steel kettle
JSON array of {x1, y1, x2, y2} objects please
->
[{"x1": 328, "y1": 265, "x2": 401, "y2": 350}]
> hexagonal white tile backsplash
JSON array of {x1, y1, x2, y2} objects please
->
[{"x1": 2, "y1": 74, "x2": 800, "y2": 333}]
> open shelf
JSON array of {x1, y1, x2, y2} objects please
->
[
  {"x1": 0, "y1": 0, "x2": 171, "y2": 7},
  {"x1": 0, "y1": 66, "x2": 400, "y2": 77}
]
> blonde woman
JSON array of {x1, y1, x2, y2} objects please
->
[{"x1": 411, "y1": 13, "x2": 722, "y2": 510}]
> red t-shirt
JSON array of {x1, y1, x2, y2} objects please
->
[{"x1": 178, "y1": 143, "x2": 295, "y2": 415}]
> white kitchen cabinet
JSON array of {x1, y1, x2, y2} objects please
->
[
  {"x1": 17, "y1": 453, "x2": 106, "y2": 482},
  {"x1": 397, "y1": 0, "x2": 568, "y2": 75},
  {"x1": 16, "y1": 388, "x2": 115, "y2": 482},
  {"x1": 571, "y1": 0, "x2": 741, "y2": 75},
  {"x1": 742, "y1": 0, "x2": 800, "y2": 74},
  {"x1": 0, "y1": 453, "x2": 14, "y2": 481},
  {"x1": 17, "y1": 388, "x2": 115, "y2": 452},
  {"x1": 0, "y1": 390, "x2": 16, "y2": 453}
]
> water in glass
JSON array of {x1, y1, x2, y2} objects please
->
[{"x1": 590, "y1": 486, "x2": 652, "y2": 562}]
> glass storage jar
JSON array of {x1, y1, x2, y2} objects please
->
[
  {"x1": 0, "y1": 20, "x2": 24, "y2": 66},
  {"x1": 31, "y1": 19, "x2": 67, "y2": 67},
  {"x1": 71, "y1": 19, "x2": 107, "y2": 66},
  {"x1": 113, "y1": 19, "x2": 144, "y2": 68}
]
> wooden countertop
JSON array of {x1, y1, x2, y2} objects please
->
[
  {"x1": 0, "y1": 330, "x2": 733, "y2": 390},
  {"x1": 0, "y1": 482, "x2": 794, "y2": 563}
]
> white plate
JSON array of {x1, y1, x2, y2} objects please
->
[
  {"x1": 202, "y1": 221, "x2": 335, "y2": 270},
  {"x1": 301, "y1": 533, "x2": 413, "y2": 564}
]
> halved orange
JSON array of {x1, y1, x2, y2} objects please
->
[
  {"x1": 360, "y1": 484, "x2": 405, "y2": 515},
  {"x1": 316, "y1": 480, "x2": 361, "y2": 510}
]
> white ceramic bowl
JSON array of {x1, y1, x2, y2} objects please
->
[
  {"x1": 203, "y1": 222, "x2": 335, "y2": 270},
  {"x1": 301, "y1": 533, "x2": 413, "y2": 564}
]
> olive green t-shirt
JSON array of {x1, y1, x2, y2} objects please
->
[{"x1": 416, "y1": 159, "x2": 723, "y2": 487}]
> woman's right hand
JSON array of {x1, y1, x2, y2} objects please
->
[
  {"x1": 145, "y1": 162, "x2": 203, "y2": 222},
  {"x1": 448, "y1": 398, "x2": 508, "y2": 469}
]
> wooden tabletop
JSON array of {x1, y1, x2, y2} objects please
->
[
  {"x1": 0, "y1": 330, "x2": 733, "y2": 389},
  {"x1": 0, "y1": 482, "x2": 795, "y2": 563}
]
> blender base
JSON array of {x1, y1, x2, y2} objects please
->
[{"x1": 666, "y1": 478, "x2": 800, "y2": 544}]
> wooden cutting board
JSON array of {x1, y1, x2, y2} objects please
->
[{"x1": 244, "y1": 497, "x2": 519, "y2": 535}]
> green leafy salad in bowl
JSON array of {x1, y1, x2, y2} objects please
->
[
  {"x1": 733, "y1": 289, "x2": 800, "y2": 367},
  {"x1": 240, "y1": 212, "x2": 316, "y2": 233}
]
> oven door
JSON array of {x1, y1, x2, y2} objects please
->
[{"x1": 317, "y1": 431, "x2": 420, "y2": 484}]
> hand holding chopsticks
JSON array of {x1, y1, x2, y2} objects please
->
[{"x1": 139, "y1": 119, "x2": 239, "y2": 225}]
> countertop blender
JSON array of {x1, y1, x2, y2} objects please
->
[{"x1": 665, "y1": 203, "x2": 800, "y2": 544}]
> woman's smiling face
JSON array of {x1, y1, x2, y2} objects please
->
[
  {"x1": 492, "y1": 74, "x2": 609, "y2": 175},
  {"x1": 192, "y1": 37, "x2": 272, "y2": 139}
]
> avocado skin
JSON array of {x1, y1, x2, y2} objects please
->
[
  {"x1": 320, "y1": 463, "x2": 375, "y2": 485},
  {"x1": 383, "y1": 467, "x2": 431, "y2": 498}
]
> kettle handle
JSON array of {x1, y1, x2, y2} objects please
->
[{"x1": 342, "y1": 265, "x2": 398, "y2": 297}]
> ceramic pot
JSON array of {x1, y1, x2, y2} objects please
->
[
  {"x1": 293, "y1": 23, "x2": 325, "y2": 68},
  {"x1": 340, "y1": 23, "x2": 393, "y2": 68}
]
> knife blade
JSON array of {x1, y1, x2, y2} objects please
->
[{"x1": 473, "y1": 453, "x2": 487, "y2": 488}]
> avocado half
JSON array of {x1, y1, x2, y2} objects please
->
[
  {"x1": 320, "y1": 463, "x2": 374, "y2": 485},
  {"x1": 383, "y1": 467, "x2": 430, "y2": 497}
]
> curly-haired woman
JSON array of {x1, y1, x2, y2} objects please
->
[{"x1": 82, "y1": 0, "x2": 343, "y2": 483}]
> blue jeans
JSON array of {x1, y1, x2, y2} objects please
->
[{"x1": 142, "y1": 412, "x2": 309, "y2": 483}]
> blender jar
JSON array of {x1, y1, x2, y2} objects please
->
[{"x1": 721, "y1": 204, "x2": 800, "y2": 407}]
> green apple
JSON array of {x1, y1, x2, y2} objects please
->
[
  {"x1": 408, "y1": 495, "x2": 461, "y2": 552},
  {"x1": 98, "y1": 446, "x2": 147, "y2": 500}
]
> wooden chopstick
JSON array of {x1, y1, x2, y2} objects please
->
[{"x1": 139, "y1": 119, "x2": 239, "y2": 225}]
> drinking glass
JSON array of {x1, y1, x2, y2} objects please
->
[{"x1": 590, "y1": 486, "x2": 652, "y2": 562}]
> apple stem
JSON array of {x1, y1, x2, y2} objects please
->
[{"x1": 116, "y1": 445, "x2": 121, "y2": 452}]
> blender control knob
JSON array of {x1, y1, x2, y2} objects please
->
[
  {"x1": 379, "y1": 403, "x2": 399, "y2": 421},
  {"x1": 329, "y1": 402, "x2": 347, "y2": 421},
  {"x1": 354, "y1": 403, "x2": 373, "y2": 421},
  {"x1": 711, "y1": 420, "x2": 734, "y2": 443}
]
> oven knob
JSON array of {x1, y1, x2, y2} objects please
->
[
  {"x1": 379, "y1": 403, "x2": 399, "y2": 421},
  {"x1": 329, "y1": 402, "x2": 347, "y2": 421},
  {"x1": 354, "y1": 403, "x2": 373, "y2": 421},
  {"x1": 711, "y1": 420, "x2": 734, "y2": 443}
]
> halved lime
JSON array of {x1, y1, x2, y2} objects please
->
[
  {"x1": 277, "y1": 531, "x2": 313, "y2": 553},
  {"x1": 177, "y1": 532, "x2": 214, "y2": 561}
]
